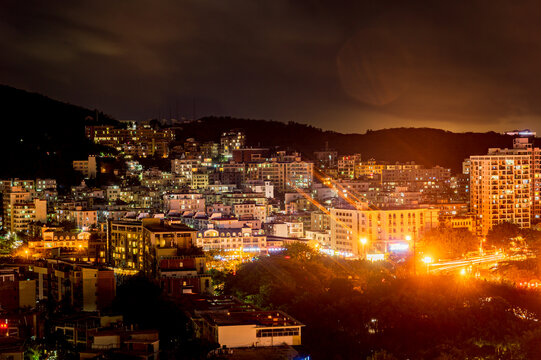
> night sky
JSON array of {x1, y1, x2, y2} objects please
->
[{"x1": 2, "y1": 1, "x2": 541, "y2": 133}]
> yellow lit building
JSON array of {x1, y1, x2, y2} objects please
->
[
  {"x1": 28, "y1": 230, "x2": 90, "y2": 251},
  {"x1": 330, "y1": 207, "x2": 439, "y2": 256},
  {"x1": 196, "y1": 226, "x2": 266, "y2": 251},
  {"x1": 108, "y1": 218, "x2": 196, "y2": 272}
]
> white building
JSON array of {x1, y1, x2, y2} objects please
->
[
  {"x1": 196, "y1": 226, "x2": 266, "y2": 251},
  {"x1": 266, "y1": 221, "x2": 304, "y2": 239},
  {"x1": 245, "y1": 180, "x2": 274, "y2": 199}
]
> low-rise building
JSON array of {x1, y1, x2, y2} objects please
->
[
  {"x1": 158, "y1": 255, "x2": 213, "y2": 296},
  {"x1": 330, "y1": 206, "x2": 440, "y2": 256},
  {"x1": 164, "y1": 193, "x2": 205, "y2": 213},
  {"x1": 31, "y1": 261, "x2": 115, "y2": 312},
  {"x1": 73, "y1": 155, "x2": 97, "y2": 179},
  {"x1": 196, "y1": 226, "x2": 266, "y2": 252},
  {"x1": 108, "y1": 219, "x2": 196, "y2": 272},
  {"x1": 187, "y1": 296, "x2": 303, "y2": 349}
]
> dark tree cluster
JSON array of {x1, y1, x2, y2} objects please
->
[
  {"x1": 0, "y1": 85, "x2": 119, "y2": 189},
  {"x1": 214, "y1": 244, "x2": 541, "y2": 359}
]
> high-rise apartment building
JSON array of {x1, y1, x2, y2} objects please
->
[{"x1": 470, "y1": 136, "x2": 540, "y2": 235}]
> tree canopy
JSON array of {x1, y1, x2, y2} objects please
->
[
  {"x1": 214, "y1": 253, "x2": 541, "y2": 359},
  {"x1": 487, "y1": 222, "x2": 522, "y2": 249},
  {"x1": 418, "y1": 226, "x2": 477, "y2": 260}
]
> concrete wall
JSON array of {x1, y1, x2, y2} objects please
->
[{"x1": 218, "y1": 325, "x2": 256, "y2": 348}]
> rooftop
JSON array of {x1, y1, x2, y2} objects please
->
[
  {"x1": 143, "y1": 222, "x2": 195, "y2": 233},
  {"x1": 203, "y1": 310, "x2": 304, "y2": 328}
]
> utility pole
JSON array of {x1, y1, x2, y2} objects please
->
[{"x1": 413, "y1": 238, "x2": 416, "y2": 276}]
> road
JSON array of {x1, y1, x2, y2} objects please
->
[{"x1": 427, "y1": 253, "x2": 506, "y2": 275}]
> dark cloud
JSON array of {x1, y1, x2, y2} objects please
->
[{"x1": 1, "y1": 0, "x2": 541, "y2": 132}]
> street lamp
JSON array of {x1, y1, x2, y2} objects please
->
[{"x1": 360, "y1": 237, "x2": 367, "y2": 259}]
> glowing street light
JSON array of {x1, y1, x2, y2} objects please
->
[
  {"x1": 360, "y1": 237, "x2": 368, "y2": 259},
  {"x1": 460, "y1": 268, "x2": 466, "y2": 276}
]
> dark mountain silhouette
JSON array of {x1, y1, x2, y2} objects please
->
[
  {"x1": 177, "y1": 117, "x2": 525, "y2": 172},
  {"x1": 0, "y1": 85, "x2": 528, "y2": 185},
  {"x1": 0, "y1": 85, "x2": 118, "y2": 189}
]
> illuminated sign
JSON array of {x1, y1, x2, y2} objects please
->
[
  {"x1": 367, "y1": 253, "x2": 385, "y2": 262},
  {"x1": 389, "y1": 243, "x2": 409, "y2": 252}
]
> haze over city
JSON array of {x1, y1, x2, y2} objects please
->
[{"x1": 3, "y1": 1, "x2": 541, "y2": 132}]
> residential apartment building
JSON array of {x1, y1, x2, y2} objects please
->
[
  {"x1": 381, "y1": 166, "x2": 451, "y2": 183},
  {"x1": 73, "y1": 155, "x2": 97, "y2": 179},
  {"x1": 310, "y1": 211, "x2": 331, "y2": 231},
  {"x1": 245, "y1": 180, "x2": 274, "y2": 198},
  {"x1": 86, "y1": 123, "x2": 175, "y2": 157},
  {"x1": 55, "y1": 207, "x2": 98, "y2": 229},
  {"x1": 330, "y1": 207, "x2": 439, "y2": 256},
  {"x1": 257, "y1": 160, "x2": 313, "y2": 191},
  {"x1": 171, "y1": 159, "x2": 201, "y2": 181},
  {"x1": 233, "y1": 202, "x2": 267, "y2": 222},
  {"x1": 108, "y1": 219, "x2": 196, "y2": 272},
  {"x1": 220, "y1": 130, "x2": 246, "y2": 157},
  {"x1": 1, "y1": 184, "x2": 46, "y2": 233},
  {"x1": 158, "y1": 255, "x2": 213, "y2": 295},
  {"x1": 31, "y1": 261, "x2": 115, "y2": 312},
  {"x1": 164, "y1": 193, "x2": 205, "y2": 213},
  {"x1": 338, "y1": 154, "x2": 361, "y2": 179},
  {"x1": 470, "y1": 137, "x2": 539, "y2": 235}
]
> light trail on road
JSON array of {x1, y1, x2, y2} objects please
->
[{"x1": 428, "y1": 253, "x2": 506, "y2": 274}]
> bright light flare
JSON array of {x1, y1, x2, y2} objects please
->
[{"x1": 422, "y1": 256, "x2": 433, "y2": 264}]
